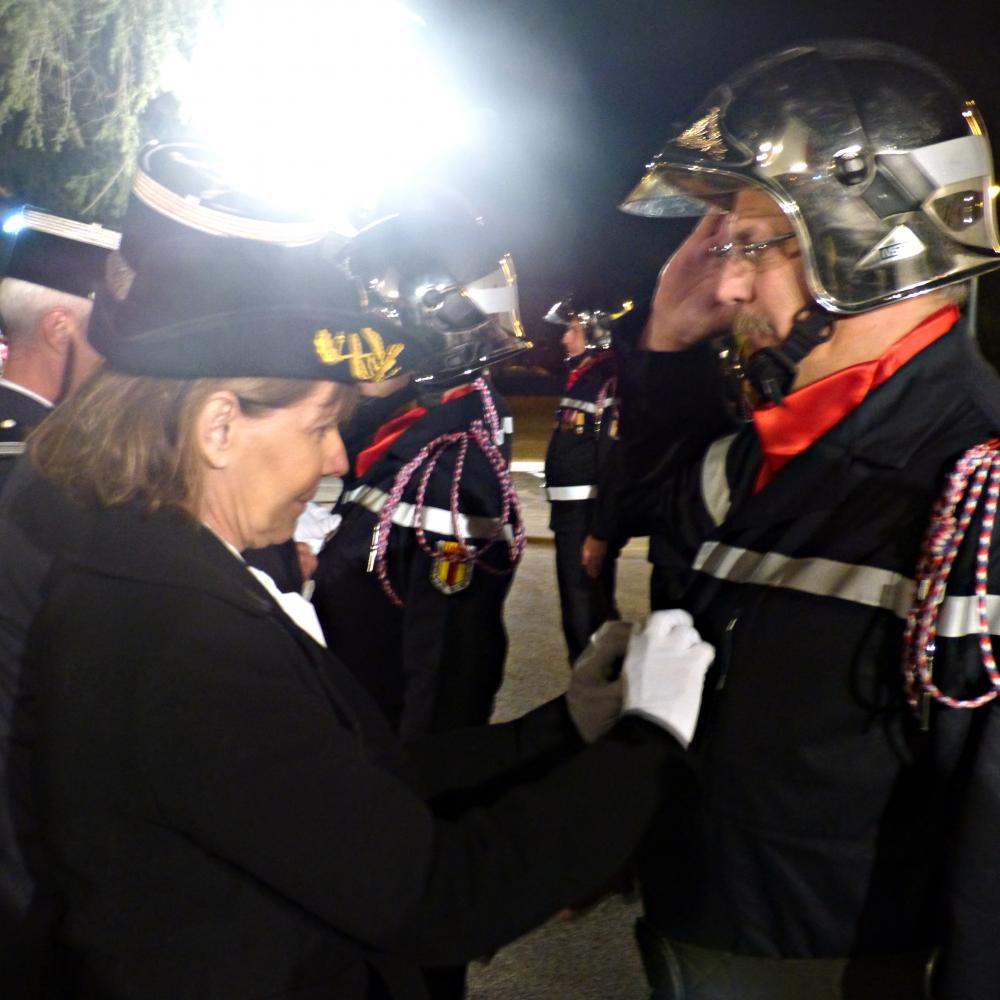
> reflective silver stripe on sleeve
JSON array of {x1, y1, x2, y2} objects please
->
[
  {"x1": 559, "y1": 397, "x2": 598, "y2": 414},
  {"x1": 700, "y1": 433, "x2": 736, "y2": 527},
  {"x1": 558, "y1": 396, "x2": 619, "y2": 414},
  {"x1": 695, "y1": 539, "x2": 1000, "y2": 636},
  {"x1": 0, "y1": 442, "x2": 26, "y2": 458},
  {"x1": 313, "y1": 475, "x2": 344, "y2": 505},
  {"x1": 935, "y1": 595, "x2": 1000, "y2": 638},
  {"x1": 545, "y1": 485, "x2": 598, "y2": 501},
  {"x1": 342, "y1": 484, "x2": 513, "y2": 541},
  {"x1": 693, "y1": 540, "x2": 916, "y2": 617}
]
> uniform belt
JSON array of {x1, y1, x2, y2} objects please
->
[
  {"x1": 545, "y1": 484, "x2": 597, "y2": 501},
  {"x1": 342, "y1": 484, "x2": 513, "y2": 542},
  {"x1": 634, "y1": 919, "x2": 935, "y2": 1000}
]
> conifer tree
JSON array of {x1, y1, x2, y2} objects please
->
[{"x1": 0, "y1": 0, "x2": 209, "y2": 223}]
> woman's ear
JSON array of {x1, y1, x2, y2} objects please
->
[{"x1": 196, "y1": 391, "x2": 242, "y2": 469}]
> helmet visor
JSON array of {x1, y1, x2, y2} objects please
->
[{"x1": 463, "y1": 252, "x2": 526, "y2": 342}]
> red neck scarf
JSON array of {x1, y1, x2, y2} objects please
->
[
  {"x1": 565, "y1": 349, "x2": 616, "y2": 392},
  {"x1": 354, "y1": 383, "x2": 478, "y2": 479},
  {"x1": 752, "y1": 305, "x2": 960, "y2": 492}
]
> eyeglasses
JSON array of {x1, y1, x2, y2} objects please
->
[{"x1": 707, "y1": 231, "x2": 797, "y2": 267}]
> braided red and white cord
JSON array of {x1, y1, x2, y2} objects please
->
[
  {"x1": 594, "y1": 375, "x2": 618, "y2": 437},
  {"x1": 374, "y1": 378, "x2": 526, "y2": 607},
  {"x1": 903, "y1": 439, "x2": 1000, "y2": 716}
]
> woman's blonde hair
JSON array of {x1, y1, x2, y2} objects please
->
[{"x1": 29, "y1": 369, "x2": 329, "y2": 513}]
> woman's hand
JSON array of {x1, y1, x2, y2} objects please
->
[{"x1": 565, "y1": 620, "x2": 633, "y2": 742}]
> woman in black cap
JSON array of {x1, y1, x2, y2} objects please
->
[{"x1": 23, "y1": 144, "x2": 713, "y2": 999}]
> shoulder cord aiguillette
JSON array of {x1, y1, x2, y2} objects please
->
[
  {"x1": 594, "y1": 375, "x2": 618, "y2": 437},
  {"x1": 903, "y1": 439, "x2": 1000, "y2": 724},
  {"x1": 374, "y1": 377, "x2": 526, "y2": 607}
]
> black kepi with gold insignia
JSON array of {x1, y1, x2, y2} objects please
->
[{"x1": 90, "y1": 142, "x2": 427, "y2": 383}]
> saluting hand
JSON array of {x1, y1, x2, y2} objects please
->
[{"x1": 640, "y1": 212, "x2": 737, "y2": 352}]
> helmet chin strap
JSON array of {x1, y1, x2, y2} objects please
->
[
  {"x1": 54, "y1": 338, "x2": 77, "y2": 405},
  {"x1": 743, "y1": 308, "x2": 835, "y2": 405}
]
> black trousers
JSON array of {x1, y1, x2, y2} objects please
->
[{"x1": 551, "y1": 502, "x2": 620, "y2": 664}]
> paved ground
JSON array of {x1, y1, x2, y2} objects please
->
[{"x1": 465, "y1": 462, "x2": 653, "y2": 1000}]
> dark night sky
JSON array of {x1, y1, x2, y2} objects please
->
[{"x1": 384, "y1": 0, "x2": 1000, "y2": 362}]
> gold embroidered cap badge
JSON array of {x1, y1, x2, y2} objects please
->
[{"x1": 313, "y1": 327, "x2": 405, "y2": 382}]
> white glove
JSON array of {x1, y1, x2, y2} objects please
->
[
  {"x1": 565, "y1": 620, "x2": 634, "y2": 742},
  {"x1": 622, "y1": 609, "x2": 714, "y2": 747}
]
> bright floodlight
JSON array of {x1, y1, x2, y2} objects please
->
[{"x1": 173, "y1": 0, "x2": 474, "y2": 234}]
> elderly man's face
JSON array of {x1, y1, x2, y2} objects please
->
[{"x1": 713, "y1": 189, "x2": 812, "y2": 354}]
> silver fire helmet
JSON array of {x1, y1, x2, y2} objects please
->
[
  {"x1": 543, "y1": 296, "x2": 633, "y2": 350},
  {"x1": 339, "y1": 210, "x2": 531, "y2": 386},
  {"x1": 621, "y1": 39, "x2": 1000, "y2": 313}
]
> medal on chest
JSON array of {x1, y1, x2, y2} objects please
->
[{"x1": 430, "y1": 540, "x2": 474, "y2": 594}]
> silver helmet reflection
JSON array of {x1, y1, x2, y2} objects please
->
[
  {"x1": 339, "y1": 210, "x2": 531, "y2": 386},
  {"x1": 543, "y1": 296, "x2": 633, "y2": 350},
  {"x1": 621, "y1": 39, "x2": 1000, "y2": 313}
]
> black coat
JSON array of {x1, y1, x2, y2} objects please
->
[
  {"x1": 313, "y1": 386, "x2": 518, "y2": 738},
  {"x1": 0, "y1": 459, "x2": 97, "y2": 997},
  {"x1": 28, "y1": 500, "x2": 682, "y2": 999},
  {"x1": 623, "y1": 320, "x2": 1000, "y2": 1000}
]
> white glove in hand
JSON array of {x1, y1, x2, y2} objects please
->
[
  {"x1": 622, "y1": 609, "x2": 714, "y2": 747},
  {"x1": 566, "y1": 620, "x2": 634, "y2": 743}
]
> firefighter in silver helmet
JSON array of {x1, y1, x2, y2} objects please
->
[
  {"x1": 543, "y1": 295, "x2": 629, "y2": 663},
  {"x1": 616, "y1": 39, "x2": 1000, "y2": 999},
  {"x1": 312, "y1": 208, "x2": 530, "y2": 743}
]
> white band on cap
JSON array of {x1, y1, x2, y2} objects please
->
[
  {"x1": 17, "y1": 209, "x2": 121, "y2": 251},
  {"x1": 132, "y1": 170, "x2": 329, "y2": 247}
]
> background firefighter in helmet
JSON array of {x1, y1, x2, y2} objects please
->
[
  {"x1": 613, "y1": 39, "x2": 1000, "y2": 999},
  {"x1": 543, "y1": 296, "x2": 629, "y2": 662},
  {"x1": 311, "y1": 210, "x2": 528, "y2": 741}
]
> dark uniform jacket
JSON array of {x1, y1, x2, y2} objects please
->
[
  {"x1": 0, "y1": 459, "x2": 97, "y2": 997},
  {"x1": 625, "y1": 321, "x2": 1000, "y2": 1000},
  {"x1": 0, "y1": 382, "x2": 50, "y2": 444},
  {"x1": 544, "y1": 350, "x2": 620, "y2": 539},
  {"x1": 313, "y1": 386, "x2": 517, "y2": 739},
  {"x1": 27, "y1": 500, "x2": 682, "y2": 1000}
]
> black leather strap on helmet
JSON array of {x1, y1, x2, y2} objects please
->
[{"x1": 743, "y1": 311, "x2": 833, "y2": 405}]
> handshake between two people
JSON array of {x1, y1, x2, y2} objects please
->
[{"x1": 566, "y1": 609, "x2": 714, "y2": 748}]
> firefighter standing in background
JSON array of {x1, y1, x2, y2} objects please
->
[
  {"x1": 312, "y1": 210, "x2": 529, "y2": 741},
  {"x1": 543, "y1": 298, "x2": 626, "y2": 663}
]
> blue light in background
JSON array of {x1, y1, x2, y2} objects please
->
[{"x1": 2, "y1": 212, "x2": 27, "y2": 235}]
